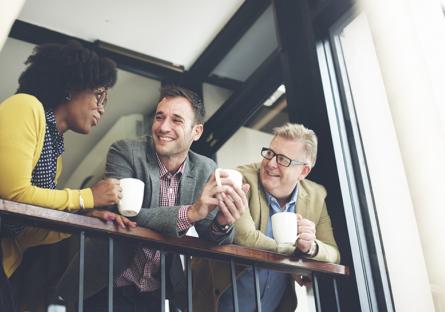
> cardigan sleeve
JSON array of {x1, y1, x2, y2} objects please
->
[{"x1": 0, "y1": 94, "x2": 94, "y2": 211}]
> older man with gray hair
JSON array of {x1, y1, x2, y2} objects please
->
[{"x1": 192, "y1": 122, "x2": 340, "y2": 312}]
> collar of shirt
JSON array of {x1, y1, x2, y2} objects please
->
[
  {"x1": 265, "y1": 186, "x2": 298, "y2": 214},
  {"x1": 155, "y1": 153, "x2": 187, "y2": 179},
  {"x1": 265, "y1": 186, "x2": 298, "y2": 238},
  {"x1": 45, "y1": 109, "x2": 64, "y2": 157}
]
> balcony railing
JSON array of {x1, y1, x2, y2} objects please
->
[{"x1": 0, "y1": 199, "x2": 349, "y2": 312}]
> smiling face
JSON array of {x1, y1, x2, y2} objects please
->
[
  {"x1": 151, "y1": 96, "x2": 203, "y2": 166},
  {"x1": 259, "y1": 136, "x2": 311, "y2": 205},
  {"x1": 61, "y1": 88, "x2": 105, "y2": 134}
]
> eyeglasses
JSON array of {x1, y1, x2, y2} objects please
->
[
  {"x1": 261, "y1": 147, "x2": 307, "y2": 167},
  {"x1": 94, "y1": 88, "x2": 108, "y2": 108}
]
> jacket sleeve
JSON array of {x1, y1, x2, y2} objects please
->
[
  {"x1": 105, "y1": 139, "x2": 182, "y2": 236},
  {"x1": 0, "y1": 94, "x2": 93, "y2": 211},
  {"x1": 311, "y1": 201, "x2": 341, "y2": 263},
  {"x1": 233, "y1": 188, "x2": 296, "y2": 256},
  {"x1": 193, "y1": 161, "x2": 235, "y2": 246}
]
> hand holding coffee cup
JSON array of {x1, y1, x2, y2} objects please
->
[
  {"x1": 271, "y1": 211, "x2": 298, "y2": 247},
  {"x1": 91, "y1": 178, "x2": 122, "y2": 207},
  {"x1": 213, "y1": 168, "x2": 248, "y2": 225},
  {"x1": 214, "y1": 168, "x2": 243, "y2": 189},
  {"x1": 118, "y1": 178, "x2": 145, "y2": 217},
  {"x1": 295, "y1": 214, "x2": 316, "y2": 253}
]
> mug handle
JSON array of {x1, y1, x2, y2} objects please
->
[{"x1": 215, "y1": 168, "x2": 223, "y2": 187}]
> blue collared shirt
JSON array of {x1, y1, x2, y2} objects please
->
[{"x1": 218, "y1": 187, "x2": 298, "y2": 312}]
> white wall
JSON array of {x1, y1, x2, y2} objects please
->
[
  {"x1": 339, "y1": 0, "x2": 445, "y2": 308},
  {"x1": 60, "y1": 71, "x2": 160, "y2": 187},
  {"x1": 217, "y1": 127, "x2": 273, "y2": 169},
  {"x1": 0, "y1": 38, "x2": 34, "y2": 101},
  {"x1": 339, "y1": 12, "x2": 435, "y2": 311},
  {"x1": 65, "y1": 114, "x2": 145, "y2": 188},
  {"x1": 363, "y1": 0, "x2": 445, "y2": 309},
  {"x1": 0, "y1": 0, "x2": 25, "y2": 51},
  {"x1": 203, "y1": 83, "x2": 232, "y2": 122}
]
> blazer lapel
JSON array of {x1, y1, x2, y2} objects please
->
[
  {"x1": 180, "y1": 156, "x2": 195, "y2": 205},
  {"x1": 296, "y1": 182, "x2": 309, "y2": 218},
  {"x1": 257, "y1": 172, "x2": 270, "y2": 233},
  {"x1": 145, "y1": 143, "x2": 160, "y2": 208}
]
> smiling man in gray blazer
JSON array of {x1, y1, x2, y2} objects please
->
[{"x1": 57, "y1": 85, "x2": 248, "y2": 311}]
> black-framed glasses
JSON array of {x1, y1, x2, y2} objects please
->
[
  {"x1": 261, "y1": 147, "x2": 307, "y2": 167},
  {"x1": 94, "y1": 88, "x2": 108, "y2": 108}
]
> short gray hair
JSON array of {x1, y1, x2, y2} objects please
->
[{"x1": 272, "y1": 123, "x2": 318, "y2": 167}]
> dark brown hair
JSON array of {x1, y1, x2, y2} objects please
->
[{"x1": 159, "y1": 85, "x2": 205, "y2": 124}]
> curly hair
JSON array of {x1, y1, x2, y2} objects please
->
[
  {"x1": 159, "y1": 85, "x2": 205, "y2": 124},
  {"x1": 16, "y1": 41, "x2": 117, "y2": 109}
]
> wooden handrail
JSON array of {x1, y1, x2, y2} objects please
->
[{"x1": 0, "y1": 199, "x2": 349, "y2": 277}]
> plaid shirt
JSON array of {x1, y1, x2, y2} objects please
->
[{"x1": 115, "y1": 155, "x2": 192, "y2": 292}]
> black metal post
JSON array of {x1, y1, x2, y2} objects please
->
[
  {"x1": 333, "y1": 278, "x2": 341, "y2": 311},
  {"x1": 78, "y1": 231, "x2": 85, "y2": 312},
  {"x1": 160, "y1": 251, "x2": 166, "y2": 312},
  {"x1": 230, "y1": 259, "x2": 239, "y2": 312},
  {"x1": 108, "y1": 237, "x2": 114, "y2": 312},
  {"x1": 313, "y1": 272, "x2": 322, "y2": 312},
  {"x1": 186, "y1": 255, "x2": 193, "y2": 312},
  {"x1": 252, "y1": 264, "x2": 262, "y2": 312}
]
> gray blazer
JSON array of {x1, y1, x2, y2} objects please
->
[{"x1": 56, "y1": 137, "x2": 233, "y2": 308}]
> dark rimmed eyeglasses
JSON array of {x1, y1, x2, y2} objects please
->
[
  {"x1": 261, "y1": 147, "x2": 307, "y2": 167},
  {"x1": 94, "y1": 88, "x2": 108, "y2": 108}
]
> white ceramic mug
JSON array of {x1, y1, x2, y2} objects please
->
[
  {"x1": 118, "y1": 178, "x2": 145, "y2": 217},
  {"x1": 271, "y1": 211, "x2": 298, "y2": 245},
  {"x1": 214, "y1": 168, "x2": 243, "y2": 188}
]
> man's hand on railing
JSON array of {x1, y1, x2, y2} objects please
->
[
  {"x1": 91, "y1": 178, "x2": 122, "y2": 207},
  {"x1": 85, "y1": 209, "x2": 137, "y2": 229}
]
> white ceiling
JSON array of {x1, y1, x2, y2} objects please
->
[
  {"x1": 0, "y1": 0, "x2": 277, "y2": 188},
  {"x1": 18, "y1": 0, "x2": 244, "y2": 69}
]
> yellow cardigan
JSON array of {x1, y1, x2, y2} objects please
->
[{"x1": 0, "y1": 94, "x2": 94, "y2": 277}]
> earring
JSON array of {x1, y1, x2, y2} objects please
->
[{"x1": 65, "y1": 94, "x2": 71, "y2": 101}]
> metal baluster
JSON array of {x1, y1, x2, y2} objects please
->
[
  {"x1": 312, "y1": 272, "x2": 322, "y2": 312},
  {"x1": 185, "y1": 255, "x2": 193, "y2": 312},
  {"x1": 78, "y1": 231, "x2": 85, "y2": 312},
  {"x1": 230, "y1": 259, "x2": 239, "y2": 312},
  {"x1": 160, "y1": 251, "x2": 166, "y2": 312},
  {"x1": 333, "y1": 278, "x2": 341, "y2": 312},
  {"x1": 252, "y1": 264, "x2": 262, "y2": 312},
  {"x1": 108, "y1": 237, "x2": 114, "y2": 312}
]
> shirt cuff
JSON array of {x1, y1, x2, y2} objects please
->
[
  {"x1": 177, "y1": 205, "x2": 193, "y2": 233},
  {"x1": 210, "y1": 219, "x2": 234, "y2": 235},
  {"x1": 80, "y1": 188, "x2": 94, "y2": 209}
]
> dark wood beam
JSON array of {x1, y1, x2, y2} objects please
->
[
  {"x1": 192, "y1": 50, "x2": 282, "y2": 156},
  {"x1": 9, "y1": 20, "x2": 184, "y2": 82},
  {"x1": 205, "y1": 75, "x2": 243, "y2": 92},
  {"x1": 186, "y1": 0, "x2": 271, "y2": 82},
  {"x1": 8, "y1": 19, "x2": 243, "y2": 90},
  {"x1": 273, "y1": 0, "x2": 360, "y2": 311}
]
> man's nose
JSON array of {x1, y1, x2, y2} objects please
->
[
  {"x1": 158, "y1": 119, "x2": 172, "y2": 132},
  {"x1": 266, "y1": 155, "x2": 279, "y2": 168}
]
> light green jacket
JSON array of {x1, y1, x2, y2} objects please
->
[{"x1": 192, "y1": 163, "x2": 340, "y2": 312}]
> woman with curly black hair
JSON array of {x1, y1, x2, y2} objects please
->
[{"x1": 0, "y1": 41, "x2": 135, "y2": 310}]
